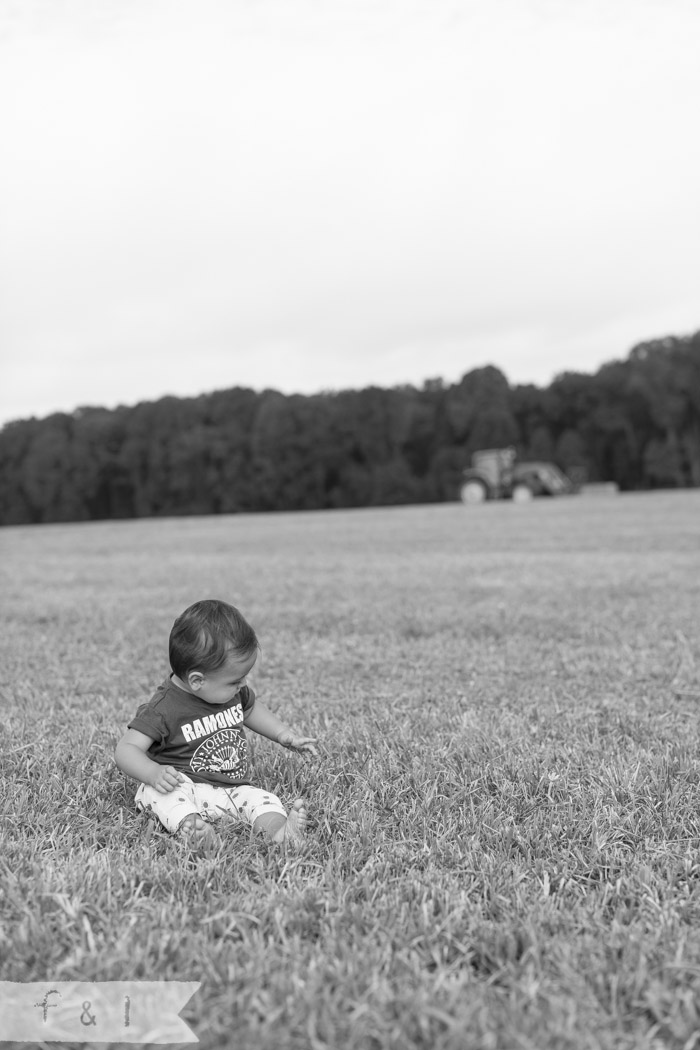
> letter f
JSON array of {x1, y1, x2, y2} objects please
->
[{"x1": 35, "y1": 989, "x2": 61, "y2": 1022}]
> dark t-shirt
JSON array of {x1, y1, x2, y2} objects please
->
[{"x1": 128, "y1": 677, "x2": 256, "y2": 787}]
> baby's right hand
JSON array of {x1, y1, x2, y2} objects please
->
[{"x1": 151, "y1": 766, "x2": 184, "y2": 794}]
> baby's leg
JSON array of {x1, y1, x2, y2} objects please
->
[
  {"x1": 135, "y1": 778, "x2": 215, "y2": 849},
  {"x1": 221, "y1": 786, "x2": 308, "y2": 847}
]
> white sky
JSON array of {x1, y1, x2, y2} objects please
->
[{"x1": 1, "y1": 0, "x2": 699, "y2": 427}]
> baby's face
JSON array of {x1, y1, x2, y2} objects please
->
[{"x1": 196, "y1": 651, "x2": 258, "y2": 706}]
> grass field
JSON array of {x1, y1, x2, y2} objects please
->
[{"x1": 2, "y1": 491, "x2": 700, "y2": 1050}]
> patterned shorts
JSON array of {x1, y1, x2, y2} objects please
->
[{"x1": 135, "y1": 772, "x2": 286, "y2": 834}]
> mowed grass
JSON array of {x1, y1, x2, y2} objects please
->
[{"x1": 1, "y1": 491, "x2": 700, "y2": 1050}]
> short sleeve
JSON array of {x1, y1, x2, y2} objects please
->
[
  {"x1": 128, "y1": 702, "x2": 169, "y2": 744},
  {"x1": 240, "y1": 684, "x2": 256, "y2": 716}
]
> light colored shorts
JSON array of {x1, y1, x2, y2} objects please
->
[{"x1": 135, "y1": 772, "x2": 286, "y2": 834}]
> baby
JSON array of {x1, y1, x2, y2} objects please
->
[{"x1": 115, "y1": 599, "x2": 317, "y2": 849}]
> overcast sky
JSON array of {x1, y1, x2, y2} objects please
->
[{"x1": 1, "y1": 0, "x2": 698, "y2": 428}]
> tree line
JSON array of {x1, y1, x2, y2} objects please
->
[{"x1": 1, "y1": 331, "x2": 698, "y2": 525}]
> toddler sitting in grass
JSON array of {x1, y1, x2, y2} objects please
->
[{"x1": 115, "y1": 599, "x2": 317, "y2": 850}]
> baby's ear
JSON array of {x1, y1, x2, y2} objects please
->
[{"x1": 188, "y1": 670, "x2": 205, "y2": 692}]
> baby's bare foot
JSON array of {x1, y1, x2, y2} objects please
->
[
  {"x1": 178, "y1": 813, "x2": 216, "y2": 850},
  {"x1": 283, "y1": 799, "x2": 308, "y2": 850}
]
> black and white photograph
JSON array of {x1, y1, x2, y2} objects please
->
[{"x1": 1, "y1": 1, "x2": 699, "y2": 1047}]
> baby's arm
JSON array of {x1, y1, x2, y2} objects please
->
[
  {"x1": 244, "y1": 700, "x2": 318, "y2": 756},
  {"x1": 115, "y1": 729, "x2": 184, "y2": 793}
]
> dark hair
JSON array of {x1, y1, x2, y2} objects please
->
[{"x1": 169, "y1": 599, "x2": 259, "y2": 679}]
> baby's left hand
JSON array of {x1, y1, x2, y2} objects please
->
[{"x1": 278, "y1": 731, "x2": 319, "y2": 757}]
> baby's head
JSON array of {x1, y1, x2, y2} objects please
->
[{"x1": 169, "y1": 599, "x2": 259, "y2": 681}]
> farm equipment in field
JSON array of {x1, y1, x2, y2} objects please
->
[{"x1": 460, "y1": 447, "x2": 575, "y2": 504}]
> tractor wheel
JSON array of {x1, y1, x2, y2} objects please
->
[
  {"x1": 460, "y1": 479, "x2": 488, "y2": 504},
  {"x1": 512, "y1": 483, "x2": 534, "y2": 503}
]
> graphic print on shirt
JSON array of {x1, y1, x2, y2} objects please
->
[
  {"x1": 180, "y1": 702, "x2": 244, "y2": 742},
  {"x1": 190, "y1": 727, "x2": 248, "y2": 779}
]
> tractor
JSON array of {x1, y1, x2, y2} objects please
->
[{"x1": 460, "y1": 447, "x2": 575, "y2": 504}]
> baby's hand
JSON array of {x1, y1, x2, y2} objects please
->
[
  {"x1": 278, "y1": 732, "x2": 319, "y2": 757},
  {"x1": 151, "y1": 766, "x2": 184, "y2": 794}
]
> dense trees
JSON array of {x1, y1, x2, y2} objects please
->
[{"x1": 1, "y1": 331, "x2": 698, "y2": 525}]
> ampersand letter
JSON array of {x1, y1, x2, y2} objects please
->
[{"x1": 80, "y1": 1001, "x2": 97, "y2": 1026}]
